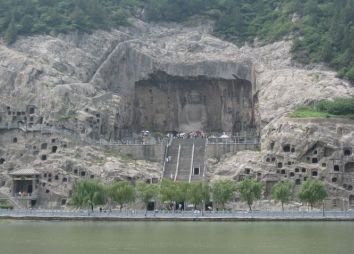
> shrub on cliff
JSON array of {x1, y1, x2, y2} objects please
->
[{"x1": 316, "y1": 96, "x2": 354, "y2": 116}]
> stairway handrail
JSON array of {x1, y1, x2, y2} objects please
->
[
  {"x1": 188, "y1": 142, "x2": 195, "y2": 183},
  {"x1": 174, "y1": 144, "x2": 181, "y2": 182}
]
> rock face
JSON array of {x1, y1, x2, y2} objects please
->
[
  {"x1": 0, "y1": 19, "x2": 354, "y2": 208},
  {"x1": 133, "y1": 72, "x2": 255, "y2": 133},
  {"x1": 1, "y1": 20, "x2": 352, "y2": 137},
  {"x1": 210, "y1": 117, "x2": 354, "y2": 209},
  {"x1": 250, "y1": 42, "x2": 353, "y2": 125},
  {"x1": 0, "y1": 128, "x2": 161, "y2": 207}
]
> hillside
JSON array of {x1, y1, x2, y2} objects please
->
[
  {"x1": 1, "y1": 0, "x2": 354, "y2": 82},
  {"x1": 0, "y1": 19, "x2": 353, "y2": 209},
  {"x1": 0, "y1": 1, "x2": 354, "y2": 210}
]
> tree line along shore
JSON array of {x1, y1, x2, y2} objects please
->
[{"x1": 65, "y1": 178, "x2": 327, "y2": 213}]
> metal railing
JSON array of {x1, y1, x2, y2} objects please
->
[
  {"x1": 0, "y1": 123, "x2": 167, "y2": 146},
  {"x1": 207, "y1": 136, "x2": 260, "y2": 145},
  {"x1": 0, "y1": 209, "x2": 354, "y2": 219},
  {"x1": 1, "y1": 123, "x2": 260, "y2": 146},
  {"x1": 13, "y1": 192, "x2": 38, "y2": 200}
]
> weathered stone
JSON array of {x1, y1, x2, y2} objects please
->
[{"x1": 0, "y1": 19, "x2": 354, "y2": 209}]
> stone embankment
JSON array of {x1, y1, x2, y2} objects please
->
[{"x1": 1, "y1": 209, "x2": 354, "y2": 222}]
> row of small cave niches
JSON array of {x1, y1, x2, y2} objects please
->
[
  {"x1": 11, "y1": 136, "x2": 68, "y2": 161},
  {"x1": 41, "y1": 170, "x2": 95, "y2": 184},
  {"x1": 1, "y1": 138, "x2": 63, "y2": 165},
  {"x1": 41, "y1": 186, "x2": 68, "y2": 206},
  {"x1": 237, "y1": 166, "x2": 353, "y2": 192},
  {"x1": 264, "y1": 157, "x2": 327, "y2": 171},
  {"x1": 0, "y1": 105, "x2": 38, "y2": 125},
  {"x1": 78, "y1": 108, "x2": 102, "y2": 134},
  {"x1": 35, "y1": 140, "x2": 63, "y2": 161},
  {"x1": 240, "y1": 168, "x2": 313, "y2": 185},
  {"x1": 265, "y1": 156, "x2": 351, "y2": 173},
  {"x1": 40, "y1": 170, "x2": 96, "y2": 203},
  {"x1": 281, "y1": 143, "x2": 354, "y2": 157},
  {"x1": 265, "y1": 157, "x2": 326, "y2": 168}
]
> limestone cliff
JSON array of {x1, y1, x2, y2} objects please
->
[{"x1": 0, "y1": 19, "x2": 353, "y2": 208}]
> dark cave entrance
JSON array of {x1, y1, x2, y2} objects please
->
[{"x1": 132, "y1": 71, "x2": 256, "y2": 135}]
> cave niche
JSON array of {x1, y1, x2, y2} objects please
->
[
  {"x1": 132, "y1": 71, "x2": 256, "y2": 134},
  {"x1": 350, "y1": 196, "x2": 354, "y2": 207},
  {"x1": 283, "y1": 144, "x2": 291, "y2": 152},
  {"x1": 345, "y1": 162, "x2": 354, "y2": 173},
  {"x1": 344, "y1": 148, "x2": 352, "y2": 156}
]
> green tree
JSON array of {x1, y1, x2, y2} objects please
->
[
  {"x1": 159, "y1": 180, "x2": 190, "y2": 210},
  {"x1": 159, "y1": 179, "x2": 176, "y2": 210},
  {"x1": 271, "y1": 180, "x2": 293, "y2": 211},
  {"x1": 211, "y1": 180, "x2": 236, "y2": 210},
  {"x1": 107, "y1": 181, "x2": 135, "y2": 211},
  {"x1": 174, "y1": 181, "x2": 190, "y2": 207},
  {"x1": 69, "y1": 179, "x2": 106, "y2": 211},
  {"x1": 299, "y1": 179, "x2": 328, "y2": 210},
  {"x1": 237, "y1": 178, "x2": 263, "y2": 211},
  {"x1": 187, "y1": 181, "x2": 210, "y2": 210},
  {"x1": 159, "y1": 179, "x2": 178, "y2": 204},
  {"x1": 136, "y1": 180, "x2": 159, "y2": 213}
]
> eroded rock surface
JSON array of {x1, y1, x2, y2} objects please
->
[
  {"x1": 0, "y1": 19, "x2": 354, "y2": 208},
  {"x1": 210, "y1": 117, "x2": 354, "y2": 208}
]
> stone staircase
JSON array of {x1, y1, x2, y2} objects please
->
[
  {"x1": 163, "y1": 139, "x2": 180, "y2": 180},
  {"x1": 176, "y1": 139, "x2": 194, "y2": 181},
  {"x1": 163, "y1": 138, "x2": 206, "y2": 182},
  {"x1": 190, "y1": 139, "x2": 206, "y2": 181}
]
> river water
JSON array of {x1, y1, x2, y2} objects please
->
[{"x1": 0, "y1": 221, "x2": 353, "y2": 254}]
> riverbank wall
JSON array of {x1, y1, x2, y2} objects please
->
[{"x1": 1, "y1": 211, "x2": 354, "y2": 222}]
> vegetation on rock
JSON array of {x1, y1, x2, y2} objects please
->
[
  {"x1": 0, "y1": 1, "x2": 353, "y2": 82},
  {"x1": 290, "y1": 106, "x2": 331, "y2": 118},
  {"x1": 0, "y1": 200, "x2": 14, "y2": 210},
  {"x1": 0, "y1": 0, "x2": 130, "y2": 44},
  {"x1": 316, "y1": 96, "x2": 354, "y2": 116},
  {"x1": 146, "y1": 0, "x2": 354, "y2": 82},
  {"x1": 291, "y1": 96, "x2": 354, "y2": 119}
]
